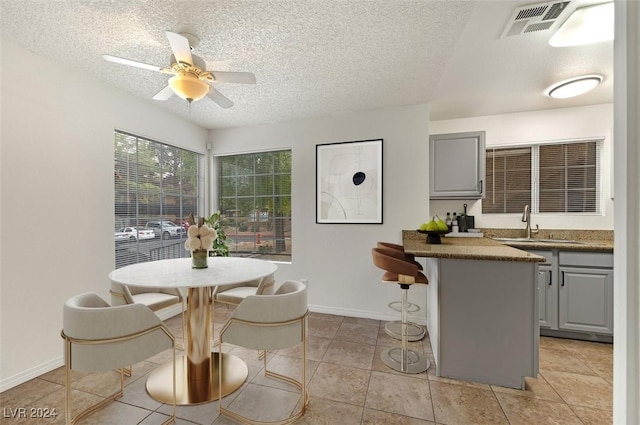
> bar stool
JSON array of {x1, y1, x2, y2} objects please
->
[
  {"x1": 372, "y1": 247, "x2": 430, "y2": 374},
  {"x1": 376, "y1": 242, "x2": 427, "y2": 342}
]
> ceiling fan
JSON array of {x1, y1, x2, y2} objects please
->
[{"x1": 103, "y1": 31, "x2": 255, "y2": 108}]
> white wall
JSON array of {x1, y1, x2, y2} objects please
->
[
  {"x1": 613, "y1": 0, "x2": 640, "y2": 422},
  {"x1": 430, "y1": 104, "x2": 614, "y2": 231},
  {"x1": 210, "y1": 105, "x2": 430, "y2": 320},
  {"x1": 0, "y1": 39, "x2": 208, "y2": 390}
]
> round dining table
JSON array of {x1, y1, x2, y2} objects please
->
[{"x1": 108, "y1": 257, "x2": 278, "y2": 405}]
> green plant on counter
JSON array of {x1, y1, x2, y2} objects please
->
[{"x1": 205, "y1": 211, "x2": 230, "y2": 257}]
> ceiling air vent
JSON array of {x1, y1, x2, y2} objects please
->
[{"x1": 501, "y1": 1, "x2": 571, "y2": 38}]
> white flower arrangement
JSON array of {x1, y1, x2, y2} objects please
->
[{"x1": 184, "y1": 223, "x2": 218, "y2": 252}]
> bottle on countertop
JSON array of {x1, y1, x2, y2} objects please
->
[
  {"x1": 452, "y1": 212, "x2": 459, "y2": 233},
  {"x1": 445, "y1": 212, "x2": 452, "y2": 230}
]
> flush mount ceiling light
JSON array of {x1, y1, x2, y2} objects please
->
[
  {"x1": 545, "y1": 75, "x2": 603, "y2": 98},
  {"x1": 549, "y1": 2, "x2": 614, "y2": 47}
]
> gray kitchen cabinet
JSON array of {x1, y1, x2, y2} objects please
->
[
  {"x1": 558, "y1": 252, "x2": 614, "y2": 335},
  {"x1": 538, "y1": 264, "x2": 556, "y2": 329},
  {"x1": 527, "y1": 249, "x2": 613, "y2": 338},
  {"x1": 530, "y1": 250, "x2": 557, "y2": 330},
  {"x1": 429, "y1": 131, "x2": 485, "y2": 199}
]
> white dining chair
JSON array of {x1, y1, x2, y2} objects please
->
[
  {"x1": 218, "y1": 280, "x2": 308, "y2": 425},
  {"x1": 110, "y1": 281, "x2": 185, "y2": 350},
  {"x1": 212, "y1": 272, "x2": 276, "y2": 305},
  {"x1": 61, "y1": 292, "x2": 176, "y2": 425},
  {"x1": 211, "y1": 273, "x2": 276, "y2": 350}
]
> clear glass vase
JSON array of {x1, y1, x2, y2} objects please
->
[{"x1": 191, "y1": 249, "x2": 208, "y2": 269}]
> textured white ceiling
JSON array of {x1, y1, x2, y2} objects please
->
[{"x1": 0, "y1": 0, "x2": 613, "y2": 129}]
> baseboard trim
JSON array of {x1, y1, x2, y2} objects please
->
[
  {"x1": 1, "y1": 356, "x2": 64, "y2": 393},
  {"x1": 308, "y1": 304, "x2": 427, "y2": 326},
  {"x1": 540, "y1": 328, "x2": 613, "y2": 343}
]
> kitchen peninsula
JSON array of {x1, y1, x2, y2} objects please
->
[{"x1": 403, "y1": 231, "x2": 545, "y2": 389}]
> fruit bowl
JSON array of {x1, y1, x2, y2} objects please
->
[{"x1": 417, "y1": 229, "x2": 450, "y2": 244}]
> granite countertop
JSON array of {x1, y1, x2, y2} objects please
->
[
  {"x1": 402, "y1": 228, "x2": 614, "y2": 261},
  {"x1": 402, "y1": 231, "x2": 546, "y2": 262},
  {"x1": 489, "y1": 239, "x2": 613, "y2": 252},
  {"x1": 480, "y1": 228, "x2": 614, "y2": 252}
]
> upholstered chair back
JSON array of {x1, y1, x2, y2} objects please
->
[
  {"x1": 110, "y1": 281, "x2": 183, "y2": 312},
  {"x1": 213, "y1": 272, "x2": 276, "y2": 305},
  {"x1": 220, "y1": 280, "x2": 307, "y2": 351},
  {"x1": 63, "y1": 292, "x2": 173, "y2": 372}
]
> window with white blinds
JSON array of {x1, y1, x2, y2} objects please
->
[
  {"x1": 217, "y1": 150, "x2": 292, "y2": 262},
  {"x1": 483, "y1": 140, "x2": 602, "y2": 214},
  {"x1": 114, "y1": 131, "x2": 203, "y2": 269},
  {"x1": 484, "y1": 147, "x2": 532, "y2": 213}
]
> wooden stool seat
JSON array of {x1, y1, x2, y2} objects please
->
[
  {"x1": 376, "y1": 242, "x2": 427, "y2": 342},
  {"x1": 372, "y1": 247, "x2": 430, "y2": 374}
]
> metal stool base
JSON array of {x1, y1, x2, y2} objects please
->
[
  {"x1": 388, "y1": 301, "x2": 420, "y2": 314},
  {"x1": 381, "y1": 347, "x2": 430, "y2": 374},
  {"x1": 385, "y1": 321, "x2": 426, "y2": 342}
]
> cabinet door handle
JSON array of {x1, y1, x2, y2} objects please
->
[
  {"x1": 479, "y1": 180, "x2": 483, "y2": 194},
  {"x1": 560, "y1": 271, "x2": 565, "y2": 287},
  {"x1": 548, "y1": 270, "x2": 552, "y2": 286}
]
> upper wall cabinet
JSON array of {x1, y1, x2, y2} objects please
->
[{"x1": 429, "y1": 131, "x2": 485, "y2": 199}]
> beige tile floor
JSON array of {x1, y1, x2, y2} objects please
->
[{"x1": 0, "y1": 308, "x2": 613, "y2": 425}]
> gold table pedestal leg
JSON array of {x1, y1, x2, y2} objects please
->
[
  {"x1": 146, "y1": 286, "x2": 248, "y2": 405},
  {"x1": 146, "y1": 353, "x2": 248, "y2": 404}
]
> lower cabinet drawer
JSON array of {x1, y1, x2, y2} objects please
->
[{"x1": 559, "y1": 251, "x2": 613, "y2": 268}]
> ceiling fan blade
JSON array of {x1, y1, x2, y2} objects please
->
[
  {"x1": 210, "y1": 71, "x2": 256, "y2": 84},
  {"x1": 152, "y1": 85, "x2": 174, "y2": 101},
  {"x1": 166, "y1": 31, "x2": 193, "y2": 65},
  {"x1": 207, "y1": 88, "x2": 234, "y2": 109},
  {"x1": 103, "y1": 54, "x2": 163, "y2": 72}
]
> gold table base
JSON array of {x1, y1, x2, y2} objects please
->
[{"x1": 146, "y1": 352, "x2": 248, "y2": 405}]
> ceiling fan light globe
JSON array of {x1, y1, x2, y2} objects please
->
[{"x1": 168, "y1": 73, "x2": 209, "y2": 101}]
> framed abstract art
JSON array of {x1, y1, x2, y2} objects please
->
[{"x1": 316, "y1": 139, "x2": 383, "y2": 224}]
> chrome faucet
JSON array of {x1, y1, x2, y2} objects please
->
[{"x1": 522, "y1": 204, "x2": 539, "y2": 239}]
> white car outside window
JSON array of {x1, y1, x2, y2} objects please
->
[
  {"x1": 116, "y1": 226, "x2": 155, "y2": 241},
  {"x1": 144, "y1": 221, "x2": 184, "y2": 240}
]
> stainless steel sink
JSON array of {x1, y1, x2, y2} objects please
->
[
  {"x1": 493, "y1": 237, "x2": 538, "y2": 242},
  {"x1": 539, "y1": 239, "x2": 586, "y2": 244},
  {"x1": 493, "y1": 237, "x2": 586, "y2": 244}
]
